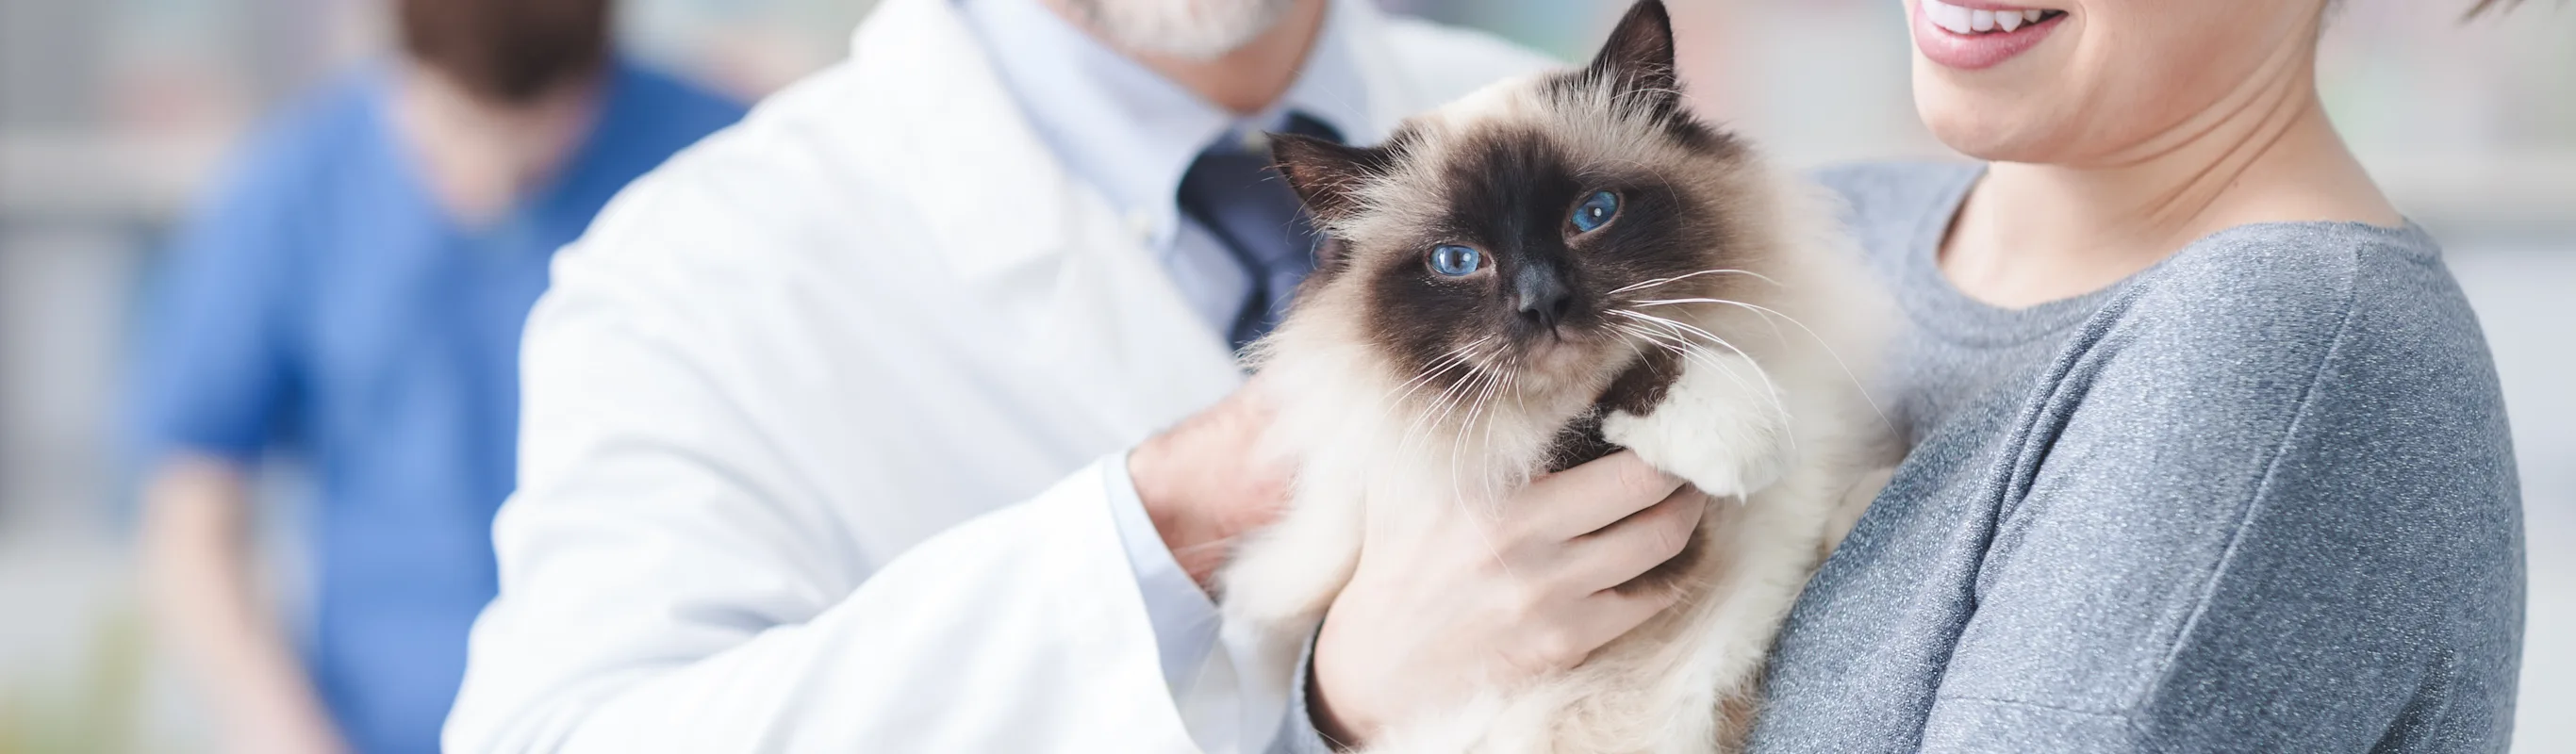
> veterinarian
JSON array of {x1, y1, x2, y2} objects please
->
[
  {"x1": 129, "y1": 1, "x2": 742, "y2": 753},
  {"x1": 446, "y1": 0, "x2": 1716, "y2": 751}
]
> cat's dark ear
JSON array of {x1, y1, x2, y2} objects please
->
[
  {"x1": 1271, "y1": 133, "x2": 1388, "y2": 224},
  {"x1": 1586, "y1": 0, "x2": 1680, "y2": 110}
]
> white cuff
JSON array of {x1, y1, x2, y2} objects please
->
[{"x1": 1102, "y1": 450, "x2": 1225, "y2": 693}]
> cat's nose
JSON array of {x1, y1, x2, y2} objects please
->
[{"x1": 1514, "y1": 264, "x2": 1575, "y2": 332}]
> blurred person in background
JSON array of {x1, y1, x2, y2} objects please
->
[{"x1": 124, "y1": 0, "x2": 743, "y2": 751}]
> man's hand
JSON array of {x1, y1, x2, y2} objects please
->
[
  {"x1": 1127, "y1": 384, "x2": 1296, "y2": 588},
  {"x1": 1308, "y1": 451, "x2": 1703, "y2": 746}
]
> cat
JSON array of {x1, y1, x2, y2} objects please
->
[{"x1": 1218, "y1": 2, "x2": 1896, "y2": 751}]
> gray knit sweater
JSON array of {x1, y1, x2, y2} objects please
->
[
  {"x1": 1747, "y1": 162, "x2": 2523, "y2": 752},
  {"x1": 1275, "y1": 162, "x2": 2524, "y2": 753}
]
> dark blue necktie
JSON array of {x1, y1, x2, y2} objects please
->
[{"x1": 1176, "y1": 112, "x2": 1344, "y2": 353}]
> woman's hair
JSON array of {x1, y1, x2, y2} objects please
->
[{"x1": 397, "y1": 0, "x2": 611, "y2": 106}]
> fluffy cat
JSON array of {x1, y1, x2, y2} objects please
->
[{"x1": 1221, "y1": 2, "x2": 1895, "y2": 751}]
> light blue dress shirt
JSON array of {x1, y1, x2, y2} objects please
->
[{"x1": 956, "y1": 0, "x2": 1373, "y2": 696}]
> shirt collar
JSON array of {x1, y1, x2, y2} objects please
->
[{"x1": 957, "y1": 0, "x2": 1372, "y2": 247}]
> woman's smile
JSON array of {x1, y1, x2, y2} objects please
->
[{"x1": 1912, "y1": 0, "x2": 2068, "y2": 70}]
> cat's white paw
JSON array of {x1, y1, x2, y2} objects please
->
[{"x1": 1601, "y1": 351, "x2": 1795, "y2": 500}]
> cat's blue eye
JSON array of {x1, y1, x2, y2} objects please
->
[
  {"x1": 1570, "y1": 190, "x2": 1620, "y2": 233},
  {"x1": 1428, "y1": 244, "x2": 1482, "y2": 277}
]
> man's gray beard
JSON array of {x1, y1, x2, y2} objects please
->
[{"x1": 1067, "y1": 0, "x2": 1299, "y2": 60}]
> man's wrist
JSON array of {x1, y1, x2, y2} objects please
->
[
  {"x1": 1127, "y1": 434, "x2": 1221, "y2": 585},
  {"x1": 1128, "y1": 385, "x2": 1288, "y2": 588}
]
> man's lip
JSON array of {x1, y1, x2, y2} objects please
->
[{"x1": 1912, "y1": 0, "x2": 2066, "y2": 71}]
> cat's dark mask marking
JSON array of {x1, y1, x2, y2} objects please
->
[
  {"x1": 1356, "y1": 123, "x2": 1714, "y2": 444},
  {"x1": 1270, "y1": 0, "x2": 1745, "y2": 469},
  {"x1": 1544, "y1": 344, "x2": 1683, "y2": 473}
]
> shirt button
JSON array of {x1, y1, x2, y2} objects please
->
[{"x1": 1238, "y1": 129, "x2": 1270, "y2": 154}]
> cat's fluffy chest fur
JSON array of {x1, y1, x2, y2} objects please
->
[{"x1": 1218, "y1": 2, "x2": 1894, "y2": 751}]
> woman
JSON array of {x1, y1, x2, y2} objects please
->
[
  {"x1": 1296, "y1": 0, "x2": 2523, "y2": 751},
  {"x1": 1748, "y1": 0, "x2": 2525, "y2": 749}
]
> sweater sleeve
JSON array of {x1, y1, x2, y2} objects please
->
[{"x1": 1914, "y1": 241, "x2": 2523, "y2": 753}]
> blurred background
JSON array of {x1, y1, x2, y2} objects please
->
[{"x1": 0, "y1": 0, "x2": 2566, "y2": 750}]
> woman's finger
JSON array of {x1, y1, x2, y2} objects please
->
[
  {"x1": 1559, "y1": 485, "x2": 1705, "y2": 593},
  {"x1": 1550, "y1": 579, "x2": 1693, "y2": 668},
  {"x1": 1522, "y1": 451, "x2": 1685, "y2": 541}
]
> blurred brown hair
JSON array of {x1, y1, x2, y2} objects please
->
[{"x1": 398, "y1": 0, "x2": 612, "y2": 106}]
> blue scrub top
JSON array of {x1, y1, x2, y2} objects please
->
[{"x1": 131, "y1": 59, "x2": 742, "y2": 754}]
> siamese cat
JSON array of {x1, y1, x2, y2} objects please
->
[{"x1": 1221, "y1": 2, "x2": 1894, "y2": 751}]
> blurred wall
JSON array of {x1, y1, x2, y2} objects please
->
[{"x1": 0, "y1": 0, "x2": 2568, "y2": 750}]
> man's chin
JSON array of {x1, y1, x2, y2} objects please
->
[{"x1": 1066, "y1": 0, "x2": 1295, "y2": 60}]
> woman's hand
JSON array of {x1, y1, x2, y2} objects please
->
[{"x1": 1309, "y1": 451, "x2": 1703, "y2": 746}]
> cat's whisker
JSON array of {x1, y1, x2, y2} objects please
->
[
  {"x1": 1612, "y1": 321, "x2": 1761, "y2": 404},
  {"x1": 1612, "y1": 320, "x2": 1802, "y2": 459},
  {"x1": 1610, "y1": 312, "x2": 1779, "y2": 400},
  {"x1": 1609, "y1": 321, "x2": 1771, "y2": 418},
  {"x1": 1443, "y1": 365, "x2": 1520, "y2": 583},
  {"x1": 1407, "y1": 340, "x2": 1507, "y2": 461},
  {"x1": 1664, "y1": 297, "x2": 1894, "y2": 432},
  {"x1": 1409, "y1": 359, "x2": 1482, "y2": 454},
  {"x1": 1607, "y1": 269, "x2": 1784, "y2": 297},
  {"x1": 1395, "y1": 382, "x2": 1468, "y2": 459},
  {"x1": 1468, "y1": 363, "x2": 1511, "y2": 467},
  {"x1": 1386, "y1": 336, "x2": 1495, "y2": 406},
  {"x1": 1460, "y1": 369, "x2": 1498, "y2": 456},
  {"x1": 1610, "y1": 311, "x2": 1802, "y2": 454},
  {"x1": 1475, "y1": 364, "x2": 1520, "y2": 480},
  {"x1": 1388, "y1": 364, "x2": 1484, "y2": 444},
  {"x1": 1451, "y1": 369, "x2": 1492, "y2": 502},
  {"x1": 1624, "y1": 297, "x2": 1794, "y2": 351},
  {"x1": 1395, "y1": 339, "x2": 1494, "y2": 446}
]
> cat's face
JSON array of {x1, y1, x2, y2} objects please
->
[{"x1": 1271, "y1": 0, "x2": 1765, "y2": 433}]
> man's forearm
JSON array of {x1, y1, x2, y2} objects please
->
[{"x1": 137, "y1": 457, "x2": 345, "y2": 754}]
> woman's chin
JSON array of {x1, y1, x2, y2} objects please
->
[{"x1": 1916, "y1": 102, "x2": 2058, "y2": 163}]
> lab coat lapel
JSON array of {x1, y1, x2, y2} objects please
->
[{"x1": 847, "y1": 0, "x2": 1244, "y2": 440}]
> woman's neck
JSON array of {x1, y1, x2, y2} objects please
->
[{"x1": 1940, "y1": 41, "x2": 2401, "y2": 309}]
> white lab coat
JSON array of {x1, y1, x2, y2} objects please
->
[{"x1": 442, "y1": 0, "x2": 1551, "y2": 751}]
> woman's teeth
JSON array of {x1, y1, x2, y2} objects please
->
[{"x1": 1924, "y1": 0, "x2": 2052, "y2": 35}]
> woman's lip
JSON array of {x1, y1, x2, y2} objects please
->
[
  {"x1": 1941, "y1": 0, "x2": 2052, "y2": 10},
  {"x1": 1912, "y1": 1, "x2": 2065, "y2": 71}
]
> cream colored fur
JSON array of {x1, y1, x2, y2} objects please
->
[{"x1": 1223, "y1": 67, "x2": 1895, "y2": 753}]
